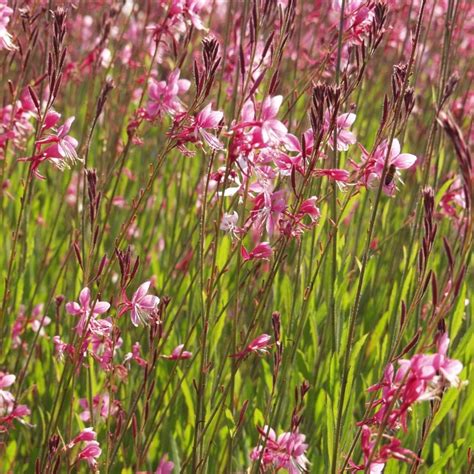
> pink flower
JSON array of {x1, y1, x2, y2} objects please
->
[
  {"x1": 66, "y1": 287, "x2": 110, "y2": 334},
  {"x1": 314, "y1": 168, "x2": 350, "y2": 182},
  {"x1": 349, "y1": 425, "x2": 418, "y2": 473},
  {"x1": 251, "y1": 426, "x2": 309, "y2": 473},
  {"x1": 0, "y1": 372, "x2": 16, "y2": 390},
  {"x1": 231, "y1": 334, "x2": 272, "y2": 359},
  {"x1": 235, "y1": 96, "x2": 288, "y2": 147},
  {"x1": 77, "y1": 440, "x2": 102, "y2": 469},
  {"x1": 432, "y1": 333, "x2": 464, "y2": 388},
  {"x1": 53, "y1": 335, "x2": 74, "y2": 361},
  {"x1": 241, "y1": 242, "x2": 273, "y2": 262},
  {"x1": 124, "y1": 341, "x2": 148, "y2": 367},
  {"x1": 164, "y1": 344, "x2": 192, "y2": 360},
  {"x1": 251, "y1": 189, "x2": 287, "y2": 236},
  {"x1": 284, "y1": 129, "x2": 314, "y2": 161},
  {"x1": 120, "y1": 281, "x2": 160, "y2": 327},
  {"x1": 220, "y1": 211, "x2": 241, "y2": 237},
  {"x1": 324, "y1": 111, "x2": 357, "y2": 151},
  {"x1": 194, "y1": 103, "x2": 224, "y2": 150},
  {"x1": 79, "y1": 393, "x2": 119, "y2": 422},
  {"x1": 0, "y1": 0, "x2": 16, "y2": 51},
  {"x1": 174, "y1": 103, "x2": 224, "y2": 150},
  {"x1": 259, "y1": 96, "x2": 288, "y2": 145},
  {"x1": 31, "y1": 116, "x2": 80, "y2": 178},
  {"x1": 298, "y1": 197, "x2": 320, "y2": 222},
  {"x1": 358, "y1": 139, "x2": 417, "y2": 195},
  {"x1": 68, "y1": 427, "x2": 97, "y2": 448},
  {"x1": 146, "y1": 69, "x2": 191, "y2": 119},
  {"x1": 155, "y1": 454, "x2": 174, "y2": 474}
]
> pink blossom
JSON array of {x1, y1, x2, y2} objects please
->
[
  {"x1": 120, "y1": 280, "x2": 160, "y2": 327},
  {"x1": 174, "y1": 103, "x2": 224, "y2": 150},
  {"x1": 66, "y1": 287, "x2": 110, "y2": 334},
  {"x1": 124, "y1": 341, "x2": 148, "y2": 367},
  {"x1": 357, "y1": 139, "x2": 417, "y2": 195},
  {"x1": 284, "y1": 129, "x2": 314, "y2": 162},
  {"x1": 77, "y1": 440, "x2": 102, "y2": 469},
  {"x1": 0, "y1": 374, "x2": 30, "y2": 432},
  {"x1": 194, "y1": 103, "x2": 224, "y2": 149},
  {"x1": 324, "y1": 111, "x2": 357, "y2": 151},
  {"x1": 53, "y1": 335, "x2": 74, "y2": 361},
  {"x1": 234, "y1": 96, "x2": 288, "y2": 147},
  {"x1": 251, "y1": 426, "x2": 309, "y2": 473},
  {"x1": 432, "y1": 332, "x2": 464, "y2": 388},
  {"x1": 231, "y1": 334, "x2": 272, "y2": 359},
  {"x1": 251, "y1": 189, "x2": 287, "y2": 236},
  {"x1": 349, "y1": 425, "x2": 418, "y2": 473},
  {"x1": 241, "y1": 242, "x2": 273, "y2": 262},
  {"x1": 79, "y1": 393, "x2": 119, "y2": 422},
  {"x1": 298, "y1": 197, "x2": 321, "y2": 222},
  {"x1": 68, "y1": 427, "x2": 97, "y2": 448},
  {"x1": 155, "y1": 454, "x2": 174, "y2": 473},
  {"x1": 164, "y1": 344, "x2": 192, "y2": 360},
  {"x1": 146, "y1": 68, "x2": 191, "y2": 119},
  {"x1": 220, "y1": 211, "x2": 241, "y2": 237},
  {"x1": 24, "y1": 116, "x2": 80, "y2": 179},
  {"x1": 11, "y1": 303, "x2": 50, "y2": 349},
  {"x1": 259, "y1": 96, "x2": 288, "y2": 145},
  {"x1": 314, "y1": 168, "x2": 350, "y2": 182},
  {"x1": 0, "y1": 0, "x2": 15, "y2": 51}
]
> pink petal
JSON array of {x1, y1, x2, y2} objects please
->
[
  {"x1": 262, "y1": 95, "x2": 283, "y2": 120},
  {"x1": 0, "y1": 374, "x2": 16, "y2": 388},
  {"x1": 93, "y1": 301, "x2": 111, "y2": 314},
  {"x1": 79, "y1": 287, "x2": 91, "y2": 307},
  {"x1": 65, "y1": 301, "x2": 82, "y2": 315},
  {"x1": 390, "y1": 138, "x2": 401, "y2": 157},
  {"x1": 134, "y1": 281, "x2": 151, "y2": 302},
  {"x1": 392, "y1": 153, "x2": 417, "y2": 169}
]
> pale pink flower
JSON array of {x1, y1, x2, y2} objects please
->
[
  {"x1": 0, "y1": 374, "x2": 30, "y2": 432},
  {"x1": 164, "y1": 344, "x2": 192, "y2": 360},
  {"x1": 120, "y1": 281, "x2": 160, "y2": 327},
  {"x1": 194, "y1": 103, "x2": 224, "y2": 150},
  {"x1": 259, "y1": 96, "x2": 288, "y2": 145},
  {"x1": 66, "y1": 287, "x2": 110, "y2": 334},
  {"x1": 358, "y1": 139, "x2": 417, "y2": 195},
  {"x1": 77, "y1": 440, "x2": 102, "y2": 469},
  {"x1": 53, "y1": 335, "x2": 74, "y2": 361},
  {"x1": 174, "y1": 103, "x2": 224, "y2": 150},
  {"x1": 146, "y1": 68, "x2": 191, "y2": 119},
  {"x1": 241, "y1": 242, "x2": 273, "y2": 262},
  {"x1": 231, "y1": 334, "x2": 272, "y2": 359},
  {"x1": 23, "y1": 116, "x2": 80, "y2": 179},
  {"x1": 68, "y1": 427, "x2": 97, "y2": 448},
  {"x1": 235, "y1": 96, "x2": 288, "y2": 147},
  {"x1": 0, "y1": 0, "x2": 15, "y2": 51},
  {"x1": 432, "y1": 333, "x2": 464, "y2": 388},
  {"x1": 314, "y1": 168, "x2": 350, "y2": 182},
  {"x1": 79, "y1": 393, "x2": 119, "y2": 422},
  {"x1": 124, "y1": 341, "x2": 148, "y2": 367},
  {"x1": 251, "y1": 426, "x2": 309, "y2": 473},
  {"x1": 155, "y1": 454, "x2": 174, "y2": 473},
  {"x1": 324, "y1": 111, "x2": 357, "y2": 151},
  {"x1": 251, "y1": 189, "x2": 287, "y2": 236},
  {"x1": 220, "y1": 211, "x2": 240, "y2": 237}
]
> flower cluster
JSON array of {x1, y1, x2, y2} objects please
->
[
  {"x1": 350, "y1": 333, "x2": 465, "y2": 472},
  {"x1": 66, "y1": 428, "x2": 102, "y2": 470},
  {"x1": 0, "y1": 373, "x2": 30, "y2": 433},
  {"x1": 250, "y1": 425, "x2": 309, "y2": 473}
]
